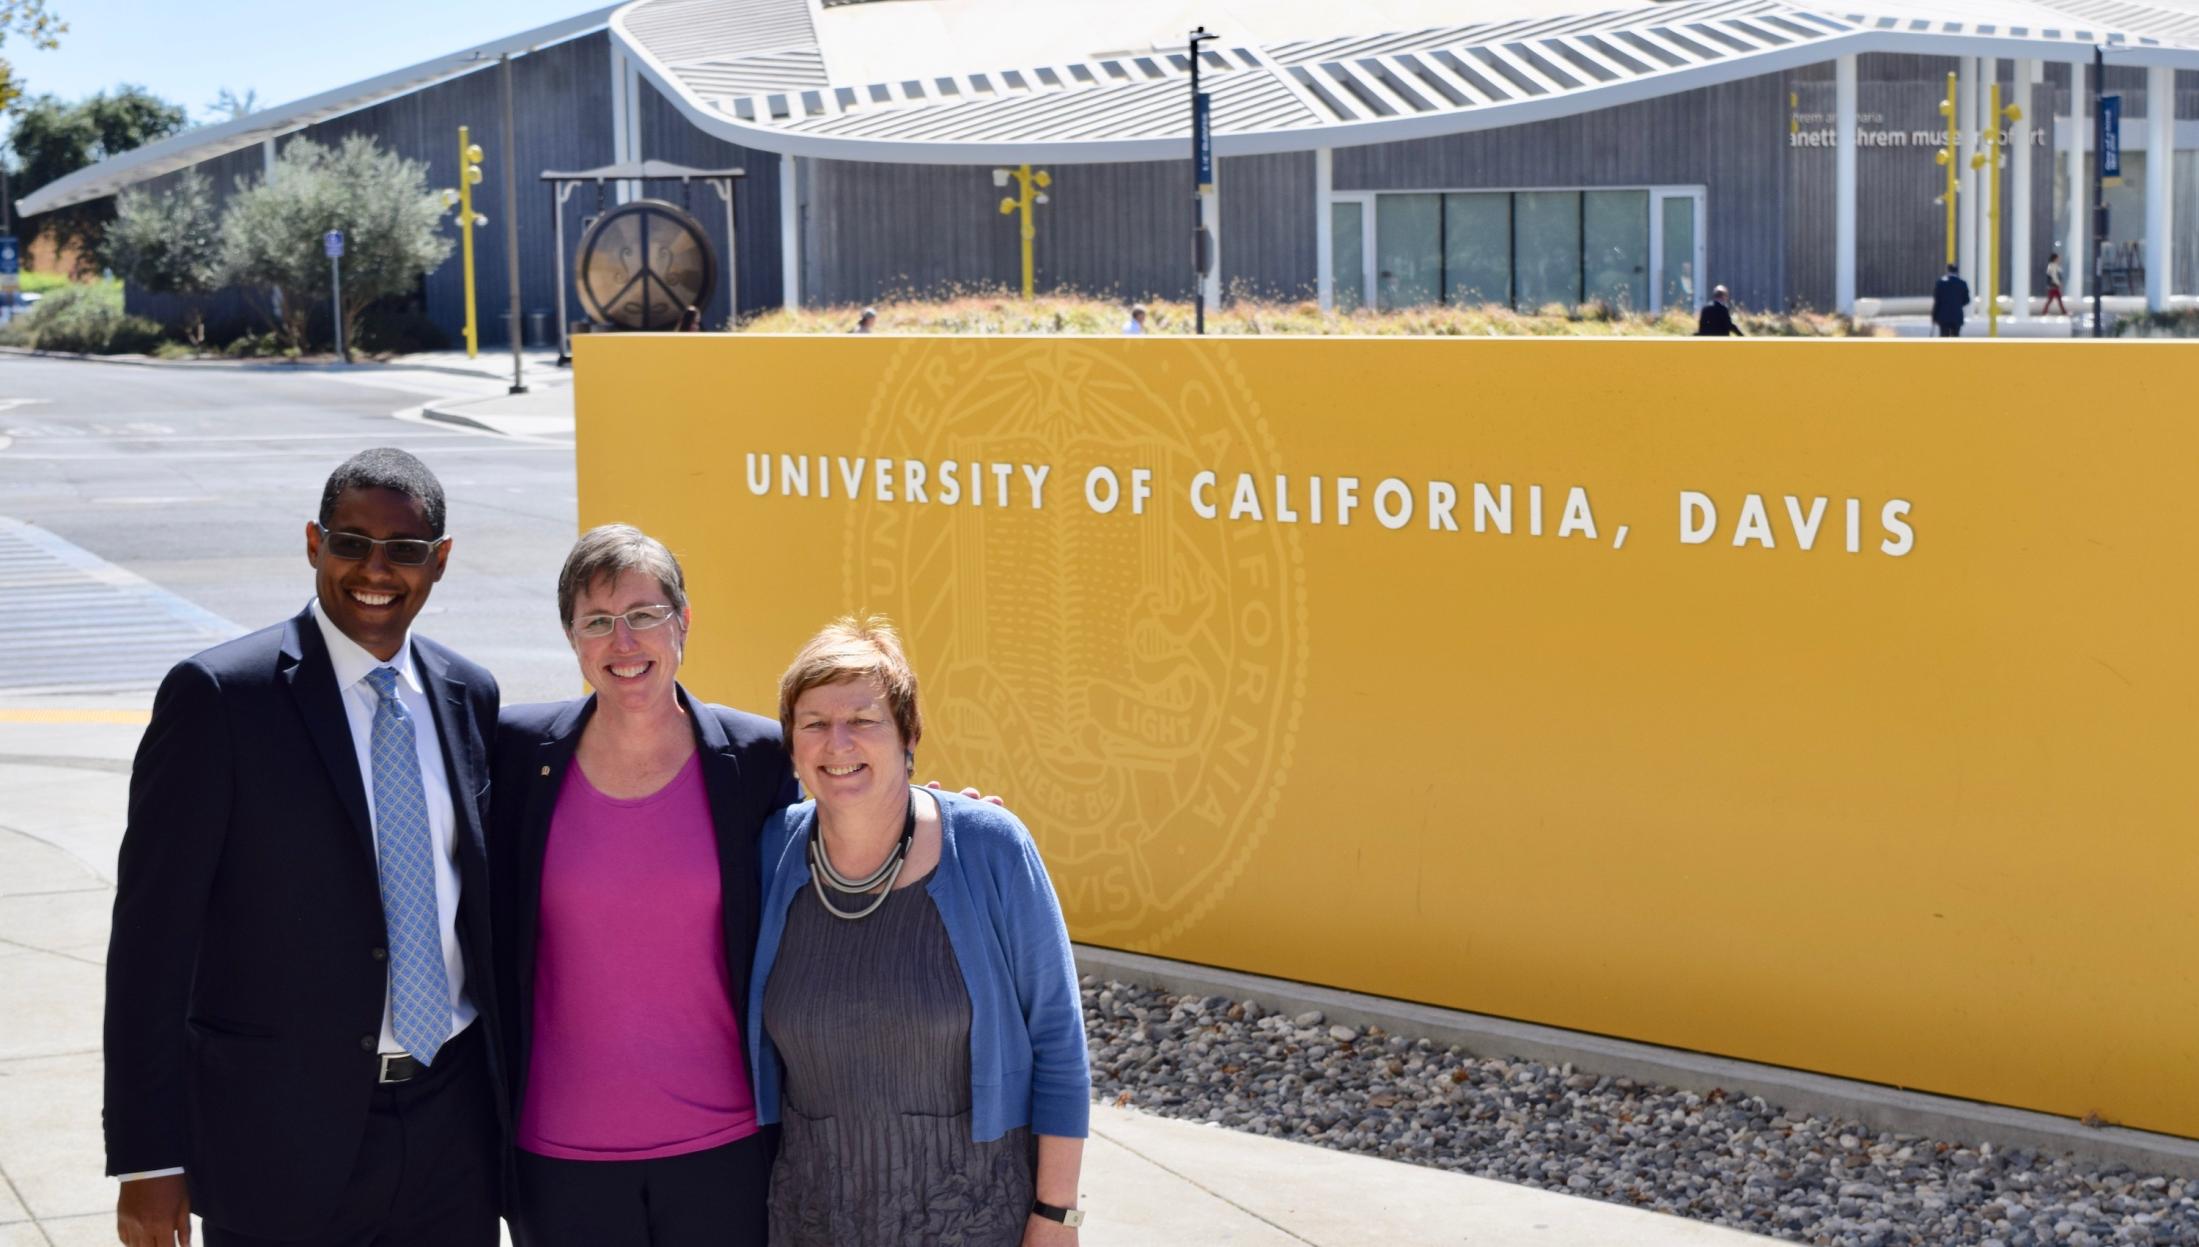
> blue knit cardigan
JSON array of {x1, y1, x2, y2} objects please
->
[{"x1": 748, "y1": 788, "x2": 1091, "y2": 1141}]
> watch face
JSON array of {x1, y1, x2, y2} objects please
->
[{"x1": 1061, "y1": 1209, "x2": 1086, "y2": 1228}]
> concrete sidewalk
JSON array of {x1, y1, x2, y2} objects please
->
[
  {"x1": 421, "y1": 373, "x2": 576, "y2": 441},
  {"x1": 0, "y1": 699, "x2": 1774, "y2": 1246}
]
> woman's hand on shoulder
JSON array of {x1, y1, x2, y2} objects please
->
[
  {"x1": 1021, "y1": 1213, "x2": 1077, "y2": 1247},
  {"x1": 924, "y1": 779, "x2": 1005, "y2": 807}
]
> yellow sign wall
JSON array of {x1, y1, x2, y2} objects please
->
[{"x1": 574, "y1": 335, "x2": 2199, "y2": 1139}]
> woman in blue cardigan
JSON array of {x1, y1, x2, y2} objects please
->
[{"x1": 750, "y1": 615, "x2": 1089, "y2": 1246}]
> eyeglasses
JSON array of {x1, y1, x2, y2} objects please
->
[
  {"x1": 570, "y1": 604, "x2": 679, "y2": 639},
  {"x1": 315, "y1": 523, "x2": 447, "y2": 567}
]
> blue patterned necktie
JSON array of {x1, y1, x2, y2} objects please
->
[{"x1": 365, "y1": 666, "x2": 450, "y2": 1065}]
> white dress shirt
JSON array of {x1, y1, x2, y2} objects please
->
[
  {"x1": 310, "y1": 597, "x2": 477, "y2": 1054},
  {"x1": 118, "y1": 604, "x2": 480, "y2": 1183}
]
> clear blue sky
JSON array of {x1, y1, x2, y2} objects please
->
[{"x1": 8, "y1": 0, "x2": 610, "y2": 124}]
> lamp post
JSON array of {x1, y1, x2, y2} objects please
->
[
  {"x1": 444, "y1": 128, "x2": 487, "y2": 359},
  {"x1": 1973, "y1": 83, "x2": 2022, "y2": 337},
  {"x1": 993, "y1": 163, "x2": 1051, "y2": 299},
  {"x1": 2090, "y1": 44, "x2": 2105, "y2": 338},
  {"x1": 1934, "y1": 74, "x2": 1959, "y2": 269},
  {"x1": 1188, "y1": 25, "x2": 1217, "y2": 334}
]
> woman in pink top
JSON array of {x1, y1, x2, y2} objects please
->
[{"x1": 487, "y1": 526, "x2": 798, "y2": 1247}]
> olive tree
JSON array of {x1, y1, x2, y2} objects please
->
[
  {"x1": 218, "y1": 134, "x2": 452, "y2": 351},
  {"x1": 107, "y1": 170, "x2": 220, "y2": 344}
]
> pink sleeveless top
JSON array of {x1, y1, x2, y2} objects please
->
[{"x1": 516, "y1": 753, "x2": 758, "y2": 1160}]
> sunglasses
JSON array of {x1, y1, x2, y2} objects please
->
[{"x1": 316, "y1": 523, "x2": 448, "y2": 567}]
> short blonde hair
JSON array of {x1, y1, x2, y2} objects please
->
[{"x1": 778, "y1": 615, "x2": 922, "y2": 749}]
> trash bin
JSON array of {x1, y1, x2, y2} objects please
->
[{"x1": 526, "y1": 310, "x2": 549, "y2": 347}]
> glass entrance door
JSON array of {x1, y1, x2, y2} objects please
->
[{"x1": 1650, "y1": 189, "x2": 1705, "y2": 313}]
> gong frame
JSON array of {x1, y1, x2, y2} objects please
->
[{"x1": 542, "y1": 160, "x2": 744, "y2": 365}]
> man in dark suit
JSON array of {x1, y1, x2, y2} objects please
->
[
  {"x1": 1695, "y1": 284, "x2": 1743, "y2": 337},
  {"x1": 106, "y1": 448, "x2": 503, "y2": 1247},
  {"x1": 1932, "y1": 263, "x2": 1971, "y2": 337}
]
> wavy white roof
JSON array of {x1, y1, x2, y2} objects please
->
[
  {"x1": 623, "y1": 0, "x2": 2199, "y2": 162},
  {"x1": 19, "y1": 0, "x2": 2199, "y2": 214}
]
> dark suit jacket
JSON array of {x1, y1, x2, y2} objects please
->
[
  {"x1": 103, "y1": 605, "x2": 503, "y2": 1240},
  {"x1": 1933, "y1": 274, "x2": 1972, "y2": 326},
  {"x1": 487, "y1": 688, "x2": 796, "y2": 1151},
  {"x1": 1696, "y1": 301, "x2": 1742, "y2": 337}
]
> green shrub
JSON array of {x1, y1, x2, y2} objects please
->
[
  {"x1": 742, "y1": 291, "x2": 1886, "y2": 338},
  {"x1": 0, "y1": 279, "x2": 169, "y2": 353},
  {"x1": 19, "y1": 271, "x2": 69, "y2": 295},
  {"x1": 222, "y1": 330, "x2": 283, "y2": 358},
  {"x1": 2111, "y1": 309, "x2": 2199, "y2": 339}
]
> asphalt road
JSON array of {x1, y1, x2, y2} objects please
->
[{"x1": 0, "y1": 356, "x2": 582, "y2": 704}]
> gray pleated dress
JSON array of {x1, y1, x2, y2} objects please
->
[{"x1": 762, "y1": 869, "x2": 1036, "y2": 1247}]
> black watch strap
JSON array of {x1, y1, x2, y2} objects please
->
[{"x1": 1032, "y1": 1200, "x2": 1085, "y2": 1226}]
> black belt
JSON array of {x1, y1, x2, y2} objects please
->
[{"x1": 376, "y1": 1022, "x2": 476, "y2": 1085}]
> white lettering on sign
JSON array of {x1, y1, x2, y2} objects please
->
[{"x1": 745, "y1": 454, "x2": 1916, "y2": 556}]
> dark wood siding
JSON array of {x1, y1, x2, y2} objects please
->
[
  {"x1": 292, "y1": 31, "x2": 614, "y2": 347},
  {"x1": 633, "y1": 77, "x2": 783, "y2": 321},
  {"x1": 1334, "y1": 70, "x2": 1792, "y2": 310}
]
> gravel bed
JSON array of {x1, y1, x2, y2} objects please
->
[{"x1": 1082, "y1": 978, "x2": 2199, "y2": 1246}]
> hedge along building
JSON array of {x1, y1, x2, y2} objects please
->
[{"x1": 18, "y1": 0, "x2": 2199, "y2": 340}]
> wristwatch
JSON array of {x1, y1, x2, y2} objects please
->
[{"x1": 1032, "y1": 1200, "x2": 1086, "y2": 1228}]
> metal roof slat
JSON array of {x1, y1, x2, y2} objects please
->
[
  {"x1": 1358, "y1": 57, "x2": 1441, "y2": 112},
  {"x1": 1546, "y1": 36, "x2": 1625, "y2": 84},
  {"x1": 1484, "y1": 42, "x2": 1567, "y2": 94},
  {"x1": 1391, "y1": 51, "x2": 1489, "y2": 107},
  {"x1": 1287, "y1": 64, "x2": 1369, "y2": 120},
  {"x1": 1429, "y1": 48, "x2": 1518, "y2": 102},
  {"x1": 1511, "y1": 41, "x2": 1588, "y2": 89},
  {"x1": 1326, "y1": 60, "x2": 1409, "y2": 116},
  {"x1": 1575, "y1": 33, "x2": 1656, "y2": 77}
]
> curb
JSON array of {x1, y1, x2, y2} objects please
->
[
  {"x1": 419, "y1": 402, "x2": 502, "y2": 434},
  {"x1": 1073, "y1": 944, "x2": 2199, "y2": 1180}
]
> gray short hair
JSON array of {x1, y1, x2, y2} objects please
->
[{"x1": 556, "y1": 524, "x2": 687, "y2": 626}]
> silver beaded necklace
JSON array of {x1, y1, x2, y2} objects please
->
[{"x1": 807, "y1": 792, "x2": 917, "y2": 921}]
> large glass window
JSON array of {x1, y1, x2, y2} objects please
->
[
  {"x1": 1363, "y1": 186, "x2": 1694, "y2": 311},
  {"x1": 1513, "y1": 191, "x2": 1582, "y2": 310},
  {"x1": 1332, "y1": 201, "x2": 1365, "y2": 312},
  {"x1": 1375, "y1": 193, "x2": 1442, "y2": 310},
  {"x1": 1443, "y1": 193, "x2": 1510, "y2": 307},
  {"x1": 1583, "y1": 190, "x2": 1649, "y2": 310},
  {"x1": 1660, "y1": 195, "x2": 1698, "y2": 311}
]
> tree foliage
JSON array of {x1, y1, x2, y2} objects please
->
[
  {"x1": 8, "y1": 84, "x2": 187, "y2": 269},
  {"x1": 218, "y1": 134, "x2": 453, "y2": 351},
  {"x1": 0, "y1": 0, "x2": 66, "y2": 114},
  {"x1": 107, "y1": 169, "x2": 220, "y2": 342}
]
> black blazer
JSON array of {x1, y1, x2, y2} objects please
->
[
  {"x1": 1933, "y1": 274, "x2": 1971, "y2": 326},
  {"x1": 103, "y1": 605, "x2": 502, "y2": 1240},
  {"x1": 1695, "y1": 301, "x2": 1742, "y2": 337},
  {"x1": 487, "y1": 687, "x2": 796, "y2": 1142}
]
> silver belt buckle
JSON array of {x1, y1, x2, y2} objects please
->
[{"x1": 378, "y1": 1051, "x2": 415, "y2": 1084}]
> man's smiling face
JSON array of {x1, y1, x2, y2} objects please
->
[{"x1": 306, "y1": 486, "x2": 449, "y2": 662}]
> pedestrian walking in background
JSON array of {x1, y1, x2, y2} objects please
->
[
  {"x1": 1932, "y1": 264, "x2": 1970, "y2": 337},
  {"x1": 1695, "y1": 285, "x2": 1743, "y2": 337},
  {"x1": 853, "y1": 307, "x2": 877, "y2": 334},
  {"x1": 676, "y1": 306, "x2": 703, "y2": 332},
  {"x1": 2042, "y1": 253, "x2": 2068, "y2": 316},
  {"x1": 1123, "y1": 304, "x2": 1147, "y2": 335}
]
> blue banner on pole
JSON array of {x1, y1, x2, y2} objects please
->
[
  {"x1": 324, "y1": 230, "x2": 345, "y2": 259},
  {"x1": 1194, "y1": 92, "x2": 1214, "y2": 192},
  {"x1": 2100, "y1": 95, "x2": 2121, "y2": 179},
  {"x1": 0, "y1": 238, "x2": 18, "y2": 275}
]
